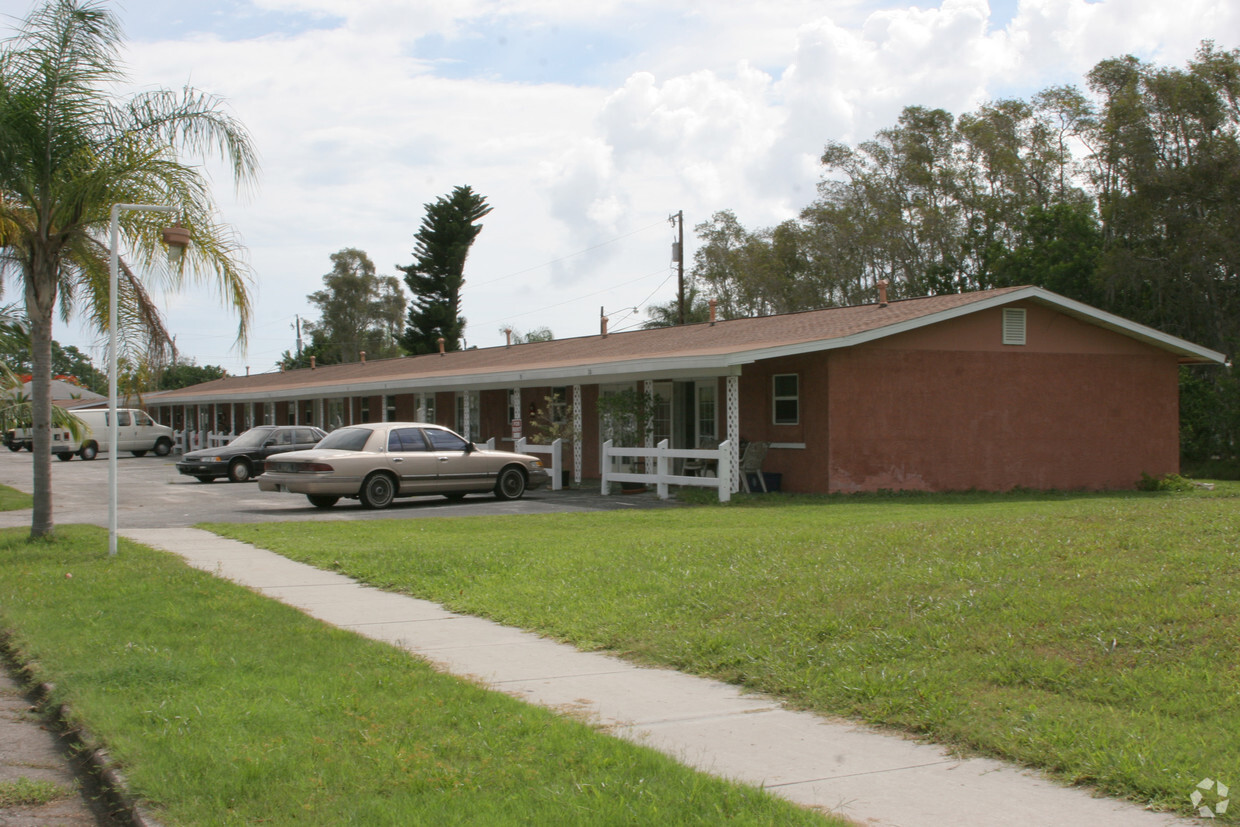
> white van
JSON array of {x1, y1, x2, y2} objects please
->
[{"x1": 51, "y1": 408, "x2": 176, "y2": 461}]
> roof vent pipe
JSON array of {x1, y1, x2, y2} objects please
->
[
  {"x1": 877, "y1": 278, "x2": 890, "y2": 307},
  {"x1": 709, "y1": 298, "x2": 718, "y2": 326},
  {"x1": 504, "y1": 328, "x2": 512, "y2": 347},
  {"x1": 438, "y1": 337, "x2": 445, "y2": 355},
  {"x1": 309, "y1": 355, "x2": 316, "y2": 370},
  {"x1": 601, "y1": 316, "x2": 609, "y2": 337}
]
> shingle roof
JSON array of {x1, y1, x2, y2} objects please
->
[{"x1": 153, "y1": 286, "x2": 1225, "y2": 403}]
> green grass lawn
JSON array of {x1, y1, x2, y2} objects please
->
[
  {"x1": 0, "y1": 527, "x2": 833, "y2": 826},
  {"x1": 0, "y1": 482, "x2": 32, "y2": 511},
  {"x1": 206, "y1": 486, "x2": 1240, "y2": 821}
]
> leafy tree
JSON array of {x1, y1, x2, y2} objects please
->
[
  {"x1": 643, "y1": 283, "x2": 712, "y2": 328},
  {"x1": 0, "y1": 0, "x2": 258, "y2": 538},
  {"x1": 400, "y1": 186, "x2": 491, "y2": 355},
  {"x1": 304, "y1": 248, "x2": 406, "y2": 363},
  {"x1": 158, "y1": 360, "x2": 227, "y2": 390},
  {"x1": 501, "y1": 326, "x2": 554, "y2": 344},
  {"x1": 988, "y1": 202, "x2": 1103, "y2": 305}
]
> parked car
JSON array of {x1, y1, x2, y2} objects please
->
[
  {"x1": 177, "y1": 425, "x2": 327, "y2": 483},
  {"x1": 33, "y1": 408, "x2": 175, "y2": 461},
  {"x1": 257, "y1": 421, "x2": 550, "y2": 509},
  {"x1": 4, "y1": 427, "x2": 32, "y2": 452}
]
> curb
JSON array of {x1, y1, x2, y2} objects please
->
[{"x1": 1, "y1": 635, "x2": 164, "y2": 827}]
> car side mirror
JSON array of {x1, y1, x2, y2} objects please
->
[{"x1": 465, "y1": 442, "x2": 476, "y2": 453}]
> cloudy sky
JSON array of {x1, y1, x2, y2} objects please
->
[{"x1": 3, "y1": 0, "x2": 1237, "y2": 375}]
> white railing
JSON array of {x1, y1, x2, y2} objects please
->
[
  {"x1": 601, "y1": 439, "x2": 733, "y2": 503},
  {"x1": 173, "y1": 429, "x2": 234, "y2": 454},
  {"x1": 514, "y1": 437, "x2": 564, "y2": 491}
]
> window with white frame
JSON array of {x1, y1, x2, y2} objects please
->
[
  {"x1": 385, "y1": 396, "x2": 397, "y2": 422},
  {"x1": 696, "y1": 381, "x2": 717, "y2": 444},
  {"x1": 360, "y1": 397, "x2": 370, "y2": 423},
  {"x1": 773, "y1": 374, "x2": 799, "y2": 425}
]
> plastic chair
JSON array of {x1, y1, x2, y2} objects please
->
[{"x1": 739, "y1": 441, "x2": 770, "y2": 492}]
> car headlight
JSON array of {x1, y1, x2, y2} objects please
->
[{"x1": 530, "y1": 460, "x2": 544, "y2": 468}]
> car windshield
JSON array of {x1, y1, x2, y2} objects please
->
[
  {"x1": 228, "y1": 428, "x2": 275, "y2": 449},
  {"x1": 314, "y1": 427, "x2": 372, "y2": 452}
]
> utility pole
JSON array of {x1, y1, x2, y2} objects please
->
[
  {"x1": 295, "y1": 315, "x2": 304, "y2": 358},
  {"x1": 669, "y1": 210, "x2": 685, "y2": 325}
]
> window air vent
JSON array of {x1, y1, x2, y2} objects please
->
[{"x1": 1002, "y1": 308, "x2": 1027, "y2": 345}]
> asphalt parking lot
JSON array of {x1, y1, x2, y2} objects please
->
[{"x1": 0, "y1": 449, "x2": 677, "y2": 530}]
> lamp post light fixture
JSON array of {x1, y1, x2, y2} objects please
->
[{"x1": 108, "y1": 204, "x2": 187, "y2": 556}]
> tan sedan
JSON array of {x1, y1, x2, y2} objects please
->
[{"x1": 257, "y1": 422, "x2": 550, "y2": 509}]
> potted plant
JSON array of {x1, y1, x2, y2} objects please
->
[
  {"x1": 596, "y1": 387, "x2": 659, "y2": 492},
  {"x1": 529, "y1": 392, "x2": 579, "y2": 487}
]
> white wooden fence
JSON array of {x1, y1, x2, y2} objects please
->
[
  {"x1": 174, "y1": 430, "x2": 234, "y2": 453},
  {"x1": 514, "y1": 437, "x2": 564, "y2": 491},
  {"x1": 601, "y1": 439, "x2": 733, "y2": 503}
]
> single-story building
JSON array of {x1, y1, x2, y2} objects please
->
[{"x1": 145, "y1": 285, "x2": 1227, "y2": 494}]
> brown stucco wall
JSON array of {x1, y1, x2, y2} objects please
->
[{"x1": 823, "y1": 305, "x2": 1181, "y2": 492}]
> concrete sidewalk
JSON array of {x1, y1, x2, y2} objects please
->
[{"x1": 122, "y1": 527, "x2": 1190, "y2": 827}]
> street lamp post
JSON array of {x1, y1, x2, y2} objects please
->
[{"x1": 108, "y1": 203, "x2": 183, "y2": 556}]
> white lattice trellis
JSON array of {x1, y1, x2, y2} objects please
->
[
  {"x1": 572, "y1": 384, "x2": 582, "y2": 483},
  {"x1": 726, "y1": 374, "x2": 740, "y2": 493}
]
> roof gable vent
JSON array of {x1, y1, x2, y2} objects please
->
[{"x1": 1002, "y1": 307, "x2": 1027, "y2": 345}]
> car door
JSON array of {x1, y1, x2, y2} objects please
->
[
  {"x1": 116, "y1": 410, "x2": 135, "y2": 450},
  {"x1": 260, "y1": 428, "x2": 296, "y2": 461},
  {"x1": 423, "y1": 427, "x2": 492, "y2": 491},
  {"x1": 385, "y1": 427, "x2": 438, "y2": 492}
]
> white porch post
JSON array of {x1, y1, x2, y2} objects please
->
[
  {"x1": 463, "y1": 392, "x2": 473, "y2": 440},
  {"x1": 572, "y1": 384, "x2": 582, "y2": 484},
  {"x1": 511, "y1": 388, "x2": 521, "y2": 439},
  {"x1": 726, "y1": 374, "x2": 740, "y2": 494}
]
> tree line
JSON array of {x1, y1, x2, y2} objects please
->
[{"x1": 663, "y1": 42, "x2": 1239, "y2": 462}]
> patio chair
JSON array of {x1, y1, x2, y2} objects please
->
[
  {"x1": 739, "y1": 440, "x2": 770, "y2": 492},
  {"x1": 682, "y1": 437, "x2": 719, "y2": 477}
]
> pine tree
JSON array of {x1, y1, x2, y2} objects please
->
[{"x1": 400, "y1": 186, "x2": 492, "y2": 354}]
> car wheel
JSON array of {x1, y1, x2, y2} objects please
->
[
  {"x1": 307, "y1": 495, "x2": 339, "y2": 509},
  {"x1": 228, "y1": 459, "x2": 253, "y2": 483},
  {"x1": 154, "y1": 438, "x2": 172, "y2": 457},
  {"x1": 23, "y1": 443, "x2": 33, "y2": 452},
  {"x1": 79, "y1": 443, "x2": 98, "y2": 461},
  {"x1": 195, "y1": 476, "x2": 214, "y2": 483},
  {"x1": 7, "y1": 444, "x2": 20, "y2": 452},
  {"x1": 359, "y1": 472, "x2": 397, "y2": 509},
  {"x1": 132, "y1": 450, "x2": 148, "y2": 457},
  {"x1": 494, "y1": 466, "x2": 527, "y2": 501},
  {"x1": 55, "y1": 453, "x2": 73, "y2": 462}
]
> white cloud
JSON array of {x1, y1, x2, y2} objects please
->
[{"x1": 3, "y1": 0, "x2": 1234, "y2": 371}]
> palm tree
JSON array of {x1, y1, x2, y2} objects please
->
[{"x1": 0, "y1": 0, "x2": 258, "y2": 538}]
